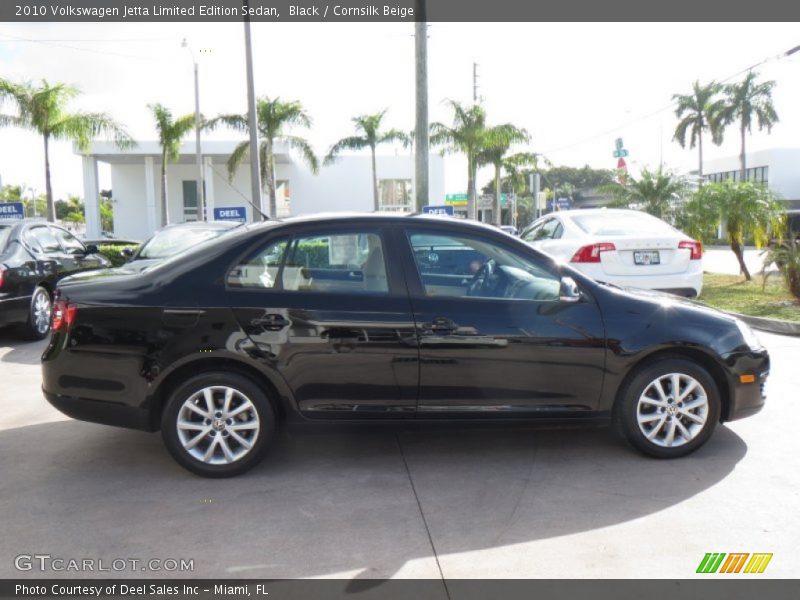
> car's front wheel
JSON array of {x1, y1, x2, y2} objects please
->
[
  {"x1": 615, "y1": 358, "x2": 721, "y2": 458},
  {"x1": 161, "y1": 372, "x2": 275, "y2": 477}
]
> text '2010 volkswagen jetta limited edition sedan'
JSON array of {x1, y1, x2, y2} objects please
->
[{"x1": 41, "y1": 214, "x2": 769, "y2": 477}]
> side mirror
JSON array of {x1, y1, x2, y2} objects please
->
[
  {"x1": 84, "y1": 244, "x2": 99, "y2": 255},
  {"x1": 559, "y1": 276, "x2": 581, "y2": 303}
]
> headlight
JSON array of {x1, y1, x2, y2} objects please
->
[{"x1": 736, "y1": 319, "x2": 763, "y2": 350}]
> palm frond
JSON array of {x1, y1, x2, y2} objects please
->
[
  {"x1": 324, "y1": 135, "x2": 369, "y2": 165},
  {"x1": 226, "y1": 140, "x2": 250, "y2": 181},
  {"x1": 286, "y1": 135, "x2": 319, "y2": 173}
]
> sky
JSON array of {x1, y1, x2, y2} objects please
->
[{"x1": 1, "y1": 21, "x2": 799, "y2": 201}]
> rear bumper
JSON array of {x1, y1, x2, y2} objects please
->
[
  {"x1": 575, "y1": 265, "x2": 703, "y2": 297},
  {"x1": 43, "y1": 389, "x2": 154, "y2": 431}
]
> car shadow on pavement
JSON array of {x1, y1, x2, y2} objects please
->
[
  {"x1": 0, "y1": 327, "x2": 47, "y2": 366},
  {"x1": 0, "y1": 418, "x2": 747, "y2": 580}
]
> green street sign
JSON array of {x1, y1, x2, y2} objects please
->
[
  {"x1": 615, "y1": 137, "x2": 624, "y2": 150},
  {"x1": 613, "y1": 149, "x2": 629, "y2": 158}
]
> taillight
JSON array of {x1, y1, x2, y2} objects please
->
[
  {"x1": 679, "y1": 240, "x2": 703, "y2": 260},
  {"x1": 51, "y1": 299, "x2": 77, "y2": 332},
  {"x1": 0, "y1": 266, "x2": 5, "y2": 289},
  {"x1": 570, "y1": 242, "x2": 616, "y2": 263}
]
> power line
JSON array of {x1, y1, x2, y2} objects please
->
[
  {"x1": 0, "y1": 30, "x2": 159, "y2": 60},
  {"x1": 543, "y1": 45, "x2": 800, "y2": 156}
]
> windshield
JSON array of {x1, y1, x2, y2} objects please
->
[
  {"x1": 0, "y1": 225, "x2": 11, "y2": 253},
  {"x1": 571, "y1": 212, "x2": 677, "y2": 237},
  {"x1": 137, "y1": 227, "x2": 228, "y2": 259}
]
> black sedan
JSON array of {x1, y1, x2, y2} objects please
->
[
  {"x1": 41, "y1": 214, "x2": 769, "y2": 477},
  {"x1": 0, "y1": 219, "x2": 109, "y2": 339}
]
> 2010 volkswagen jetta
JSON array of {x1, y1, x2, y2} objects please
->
[{"x1": 41, "y1": 214, "x2": 769, "y2": 477}]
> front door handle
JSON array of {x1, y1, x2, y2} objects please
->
[{"x1": 251, "y1": 314, "x2": 290, "y2": 331}]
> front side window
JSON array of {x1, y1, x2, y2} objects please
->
[
  {"x1": 408, "y1": 230, "x2": 560, "y2": 301},
  {"x1": 52, "y1": 227, "x2": 85, "y2": 254},
  {"x1": 27, "y1": 226, "x2": 61, "y2": 254}
]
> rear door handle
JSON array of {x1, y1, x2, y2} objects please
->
[
  {"x1": 250, "y1": 314, "x2": 290, "y2": 331},
  {"x1": 423, "y1": 316, "x2": 458, "y2": 333}
]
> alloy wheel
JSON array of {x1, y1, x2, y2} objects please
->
[
  {"x1": 33, "y1": 291, "x2": 51, "y2": 335},
  {"x1": 176, "y1": 386, "x2": 260, "y2": 465},
  {"x1": 636, "y1": 372, "x2": 709, "y2": 448}
]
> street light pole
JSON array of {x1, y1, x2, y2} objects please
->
[
  {"x1": 182, "y1": 39, "x2": 205, "y2": 222},
  {"x1": 414, "y1": 0, "x2": 429, "y2": 212},
  {"x1": 243, "y1": 2, "x2": 263, "y2": 220}
]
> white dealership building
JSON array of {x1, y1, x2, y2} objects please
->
[{"x1": 76, "y1": 141, "x2": 445, "y2": 240}]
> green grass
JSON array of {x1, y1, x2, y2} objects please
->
[{"x1": 699, "y1": 273, "x2": 800, "y2": 322}]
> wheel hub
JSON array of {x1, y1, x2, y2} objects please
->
[{"x1": 211, "y1": 419, "x2": 226, "y2": 432}]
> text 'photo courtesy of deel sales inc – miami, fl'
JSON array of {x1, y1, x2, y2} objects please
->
[{"x1": 15, "y1": 3, "x2": 416, "y2": 19}]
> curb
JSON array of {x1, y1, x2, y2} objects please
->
[{"x1": 726, "y1": 311, "x2": 800, "y2": 337}]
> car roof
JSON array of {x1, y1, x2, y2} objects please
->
[
  {"x1": 157, "y1": 220, "x2": 241, "y2": 231},
  {"x1": 280, "y1": 211, "x2": 504, "y2": 233}
]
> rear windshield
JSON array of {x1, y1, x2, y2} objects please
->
[
  {"x1": 0, "y1": 225, "x2": 11, "y2": 253},
  {"x1": 138, "y1": 227, "x2": 229, "y2": 259},
  {"x1": 571, "y1": 212, "x2": 677, "y2": 237}
]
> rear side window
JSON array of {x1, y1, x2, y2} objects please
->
[
  {"x1": 283, "y1": 232, "x2": 388, "y2": 294},
  {"x1": 0, "y1": 225, "x2": 11, "y2": 253},
  {"x1": 226, "y1": 231, "x2": 389, "y2": 295},
  {"x1": 227, "y1": 239, "x2": 288, "y2": 289}
]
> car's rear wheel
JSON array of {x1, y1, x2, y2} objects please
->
[
  {"x1": 161, "y1": 372, "x2": 275, "y2": 477},
  {"x1": 20, "y1": 286, "x2": 51, "y2": 340},
  {"x1": 615, "y1": 358, "x2": 721, "y2": 458}
]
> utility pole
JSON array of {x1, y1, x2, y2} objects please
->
[
  {"x1": 473, "y1": 62, "x2": 479, "y2": 103},
  {"x1": 414, "y1": 0, "x2": 429, "y2": 212},
  {"x1": 243, "y1": 1, "x2": 263, "y2": 221},
  {"x1": 182, "y1": 39, "x2": 205, "y2": 222}
]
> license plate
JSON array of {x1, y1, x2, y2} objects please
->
[{"x1": 634, "y1": 250, "x2": 660, "y2": 265}]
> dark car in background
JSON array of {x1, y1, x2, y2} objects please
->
[
  {"x1": 42, "y1": 214, "x2": 769, "y2": 477},
  {"x1": 0, "y1": 219, "x2": 110, "y2": 339},
  {"x1": 118, "y1": 221, "x2": 241, "y2": 273}
]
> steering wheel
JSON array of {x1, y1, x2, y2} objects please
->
[{"x1": 467, "y1": 260, "x2": 496, "y2": 297}]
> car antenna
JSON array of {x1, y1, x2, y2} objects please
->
[{"x1": 205, "y1": 162, "x2": 273, "y2": 221}]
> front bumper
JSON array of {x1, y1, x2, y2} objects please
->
[
  {"x1": 724, "y1": 350, "x2": 770, "y2": 422},
  {"x1": 43, "y1": 389, "x2": 154, "y2": 431}
]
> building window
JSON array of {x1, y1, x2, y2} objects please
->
[
  {"x1": 276, "y1": 180, "x2": 291, "y2": 218},
  {"x1": 182, "y1": 180, "x2": 204, "y2": 222},
  {"x1": 378, "y1": 179, "x2": 413, "y2": 213},
  {"x1": 703, "y1": 166, "x2": 768, "y2": 186}
]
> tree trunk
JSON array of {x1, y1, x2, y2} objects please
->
[
  {"x1": 739, "y1": 122, "x2": 747, "y2": 182},
  {"x1": 467, "y1": 156, "x2": 476, "y2": 221},
  {"x1": 43, "y1": 135, "x2": 55, "y2": 222},
  {"x1": 494, "y1": 162, "x2": 502, "y2": 226},
  {"x1": 370, "y1": 145, "x2": 379, "y2": 212},
  {"x1": 731, "y1": 239, "x2": 751, "y2": 280},
  {"x1": 697, "y1": 128, "x2": 704, "y2": 180},
  {"x1": 264, "y1": 139, "x2": 277, "y2": 218},
  {"x1": 160, "y1": 149, "x2": 169, "y2": 227}
]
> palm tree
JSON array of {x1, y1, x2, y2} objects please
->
[
  {"x1": 430, "y1": 101, "x2": 488, "y2": 220},
  {"x1": 720, "y1": 71, "x2": 779, "y2": 181},
  {"x1": 672, "y1": 80, "x2": 726, "y2": 178},
  {"x1": 208, "y1": 97, "x2": 318, "y2": 218},
  {"x1": 325, "y1": 110, "x2": 409, "y2": 212},
  {"x1": 149, "y1": 104, "x2": 196, "y2": 227},
  {"x1": 604, "y1": 167, "x2": 688, "y2": 221},
  {"x1": 686, "y1": 180, "x2": 784, "y2": 280},
  {"x1": 0, "y1": 79, "x2": 133, "y2": 222},
  {"x1": 477, "y1": 126, "x2": 530, "y2": 225}
]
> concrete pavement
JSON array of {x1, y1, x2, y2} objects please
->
[{"x1": 1, "y1": 328, "x2": 798, "y2": 580}]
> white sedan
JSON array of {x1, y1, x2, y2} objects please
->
[{"x1": 520, "y1": 208, "x2": 703, "y2": 297}]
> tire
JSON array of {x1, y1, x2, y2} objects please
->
[
  {"x1": 161, "y1": 372, "x2": 275, "y2": 477},
  {"x1": 614, "y1": 358, "x2": 721, "y2": 458},
  {"x1": 20, "y1": 286, "x2": 52, "y2": 340}
]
